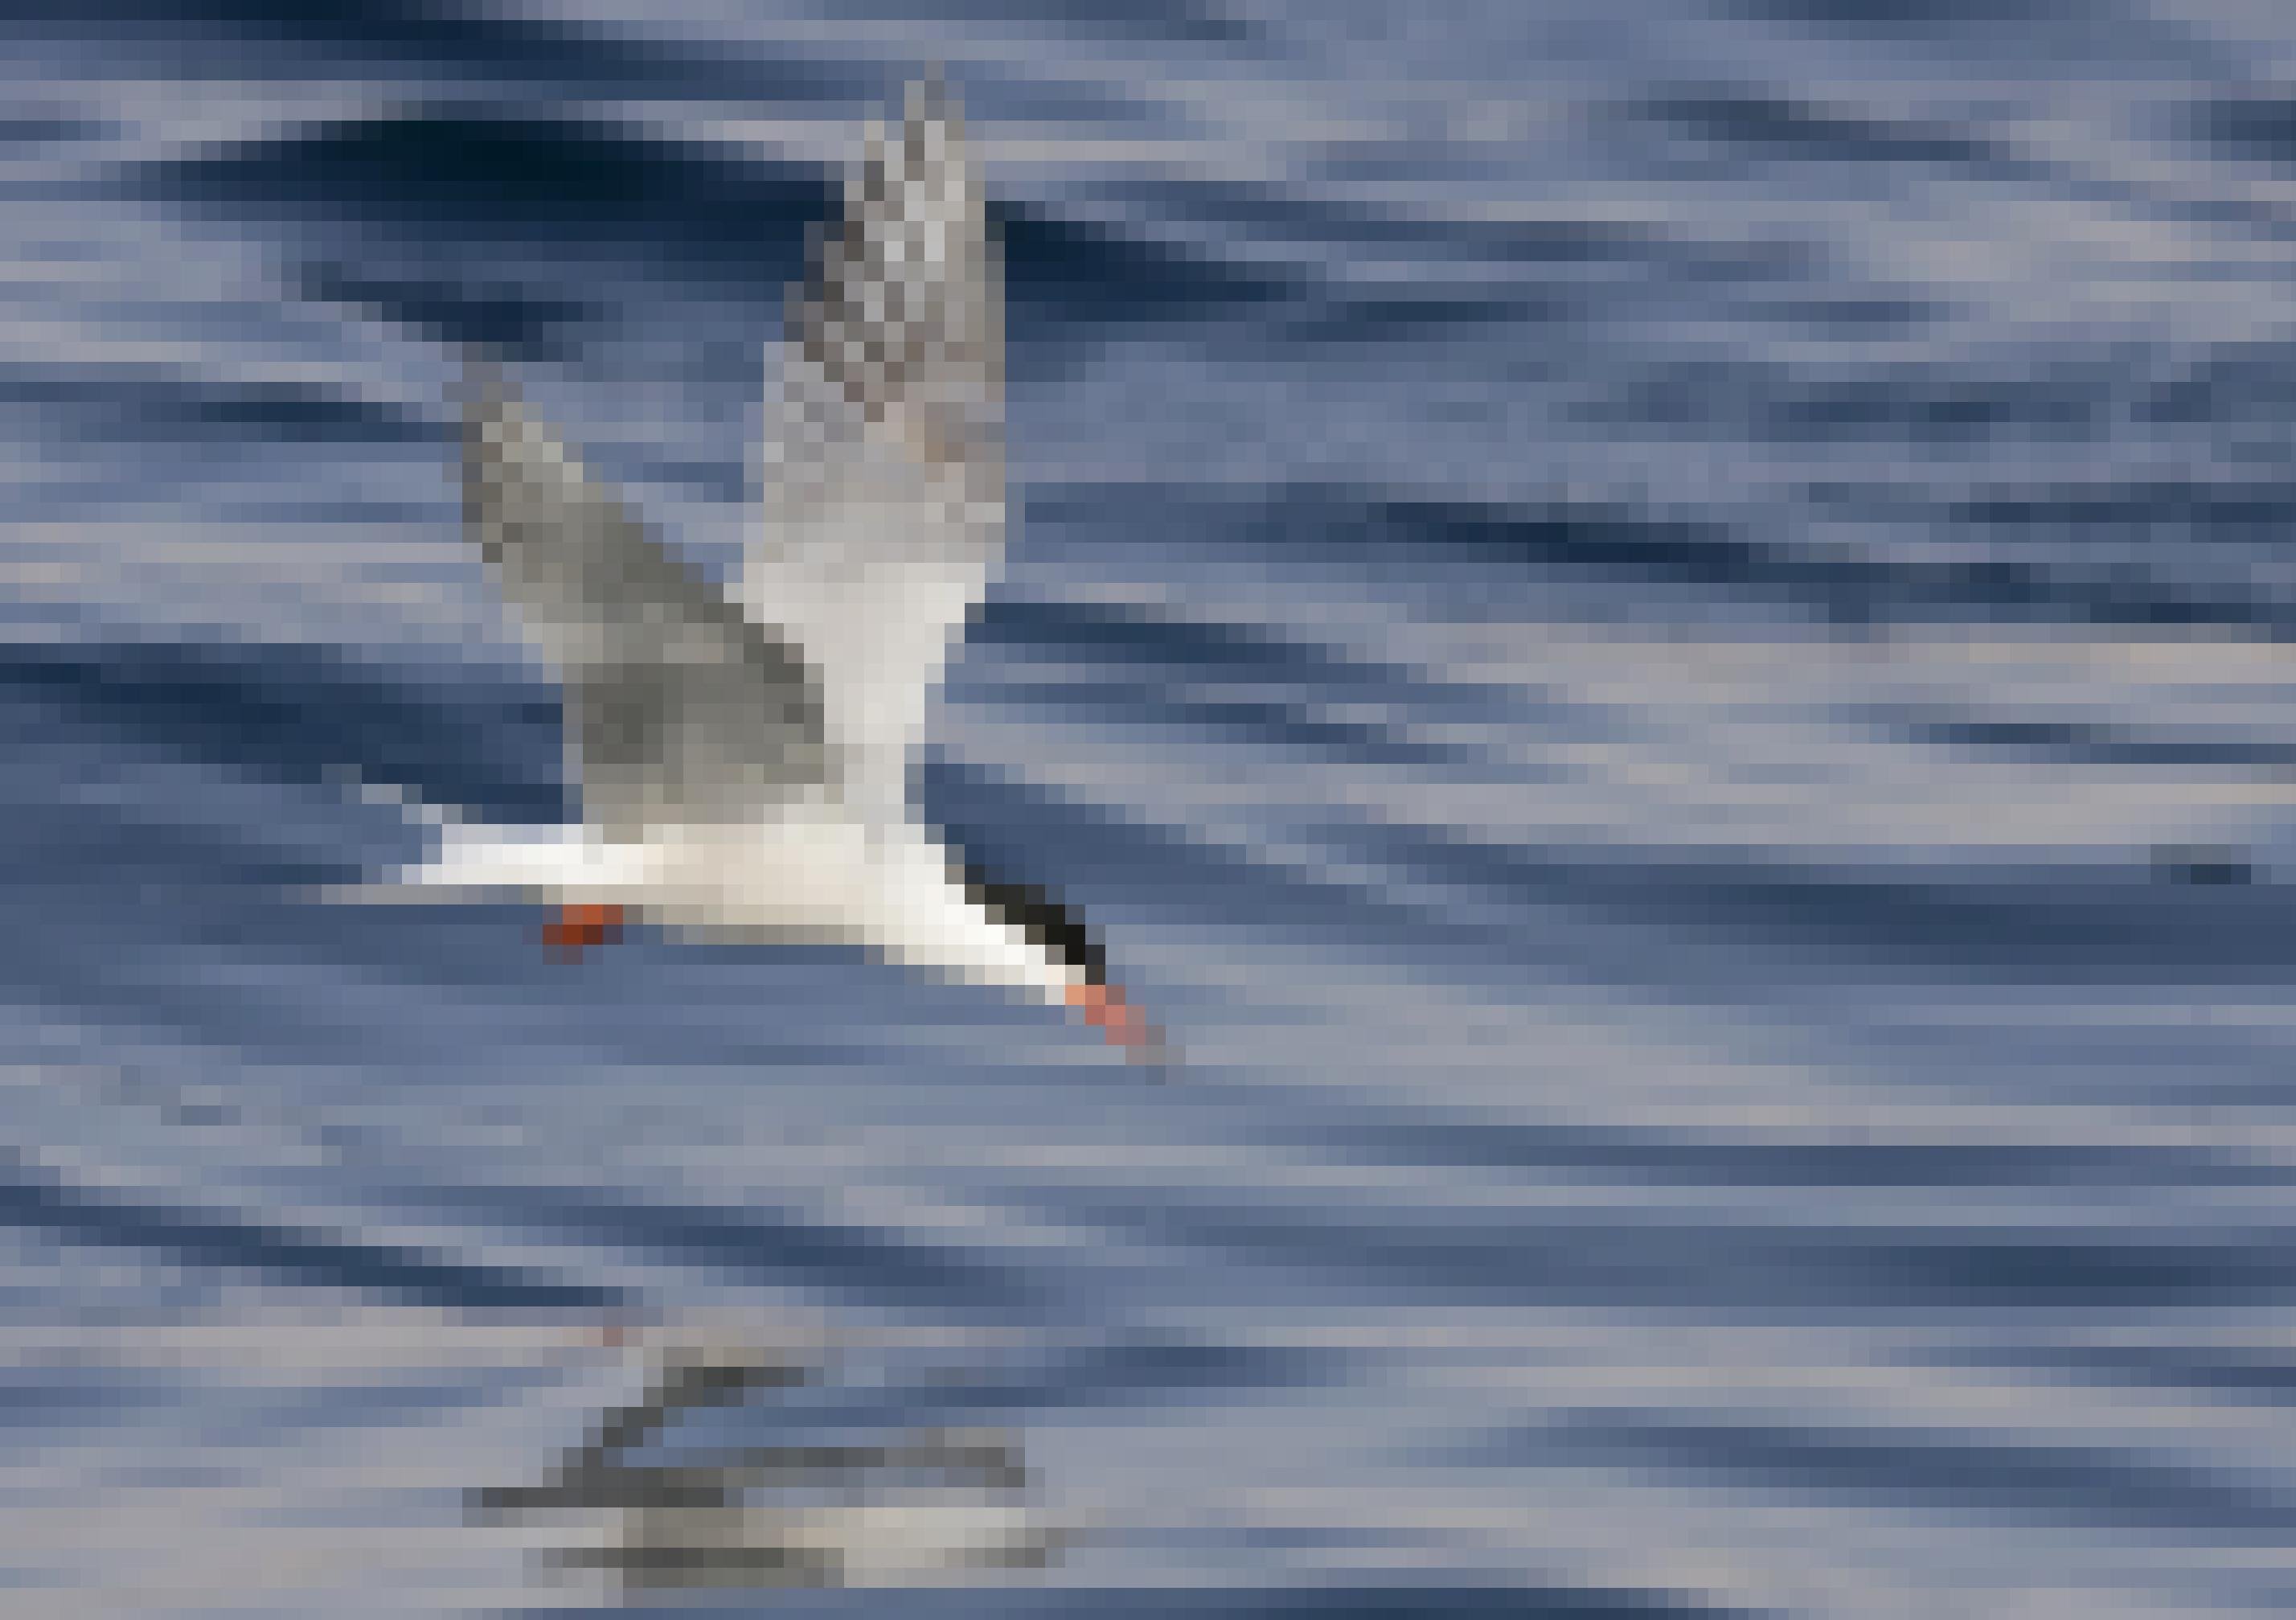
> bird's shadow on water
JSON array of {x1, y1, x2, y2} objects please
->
[{"x1": 474, "y1": 1331, "x2": 1064, "y2": 1594}]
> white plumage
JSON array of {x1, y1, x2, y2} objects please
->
[{"x1": 348, "y1": 80, "x2": 1158, "y2": 1059}]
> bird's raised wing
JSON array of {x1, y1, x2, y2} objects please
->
[
  {"x1": 738, "y1": 77, "x2": 1004, "y2": 822},
  {"x1": 464, "y1": 371, "x2": 832, "y2": 841}
]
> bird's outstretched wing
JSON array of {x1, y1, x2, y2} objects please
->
[
  {"x1": 464, "y1": 370, "x2": 831, "y2": 840},
  {"x1": 739, "y1": 77, "x2": 1005, "y2": 822}
]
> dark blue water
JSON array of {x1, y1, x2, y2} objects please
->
[{"x1": 6, "y1": 4, "x2": 2296, "y2": 1614}]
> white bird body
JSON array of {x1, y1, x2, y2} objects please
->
[
  {"x1": 398, "y1": 811, "x2": 1078, "y2": 1006},
  {"x1": 351, "y1": 80, "x2": 1158, "y2": 1056}
]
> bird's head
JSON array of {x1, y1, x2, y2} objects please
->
[{"x1": 956, "y1": 864, "x2": 1170, "y2": 1068}]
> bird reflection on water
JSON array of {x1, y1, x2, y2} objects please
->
[{"x1": 473, "y1": 1325, "x2": 1062, "y2": 1592}]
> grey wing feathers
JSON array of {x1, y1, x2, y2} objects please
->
[
  {"x1": 789, "y1": 75, "x2": 1002, "y2": 475},
  {"x1": 463, "y1": 371, "x2": 831, "y2": 839},
  {"x1": 743, "y1": 77, "x2": 1006, "y2": 816}
]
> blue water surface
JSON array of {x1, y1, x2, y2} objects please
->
[{"x1": 6, "y1": 2, "x2": 2296, "y2": 1614}]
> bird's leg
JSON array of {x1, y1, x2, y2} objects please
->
[{"x1": 542, "y1": 903, "x2": 625, "y2": 958}]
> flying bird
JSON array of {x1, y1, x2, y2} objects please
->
[{"x1": 355, "y1": 80, "x2": 1161, "y2": 1061}]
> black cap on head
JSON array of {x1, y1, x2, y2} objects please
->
[{"x1": 957, "y1": 863, "x2": 1105, "y2": 987}]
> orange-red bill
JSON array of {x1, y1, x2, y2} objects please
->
[
  {"x1": 542, "y1": 903, "x2": 624, "y2": 956},
  {"x1": 1064, "y1": 980, "x2": 1161, "y2": 1057}
]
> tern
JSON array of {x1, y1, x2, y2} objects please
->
[{"x1": 355, "y1": 80, "x2": 1160, "y2": 1060}]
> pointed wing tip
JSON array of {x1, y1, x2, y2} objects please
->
[
  {"x1": 905, "y1": 68, "x2": 957, "y2": 122},
  {"x1": 457, "y1": 350, "x2": 511, "y2": 419},
  {"x1": 875, "y1": 72, "x2": 966, "y2": 161}
]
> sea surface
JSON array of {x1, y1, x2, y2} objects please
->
[{"x1": 6, "y1": 2, "x2": 2296, "y2": 1615}]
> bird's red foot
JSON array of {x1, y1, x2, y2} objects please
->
[{"x1": 542, "y1": 903, "x2": 624, "y2": 958}]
